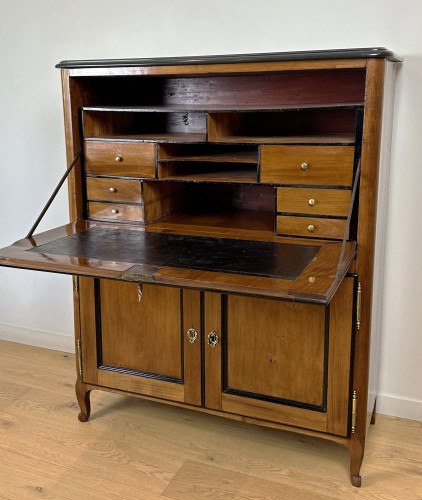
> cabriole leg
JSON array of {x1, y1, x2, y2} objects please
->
[{"x1": 75, "y1": 379, "x2": 91, "y2": 422}]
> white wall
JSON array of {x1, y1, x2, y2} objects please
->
[{"x1": 0, "y1": 0, "x2": 420, "y2": 421}]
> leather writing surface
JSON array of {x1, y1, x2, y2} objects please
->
[{"x1": 28, "y1": 227, "x2": 320, "y2": 280}]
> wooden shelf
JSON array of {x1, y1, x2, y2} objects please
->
[
  {"x1": 82, "y1": 103, "x2": 363, "y2": 113},
  {"x1": 213, "y1": 135, "x2": 356, "y2": 145},
  {"x1": 85, "y1": 134, "x2": 207, "y2": 143},
  {"x1": 160, "y1": 168, "x2": 258, "y2": 184},
  {"x1": 159, "y1": 151, "x2": 258, "y2": 163},
  {"x1": 149, "y1": 208, "x2": 275, "y2": 235}
]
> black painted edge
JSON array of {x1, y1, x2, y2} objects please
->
[
  {"x1": 99, "y1": 365, "x2": 184, "y2": 384},
  {"x1": 56, "y1": 47, "x2": 402, "y2": 69}
]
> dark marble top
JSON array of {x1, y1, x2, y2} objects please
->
[{"x1": 56, "y1": 47, "x2": 402, "y2": 69}]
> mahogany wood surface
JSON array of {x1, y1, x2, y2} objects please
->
[
  {"x1": 277, "y1": 187, "x2": 351, "y2": 217},
  {"x1": 261, "y1": 145, "x2": 355, "y2": 186},
  {"x1": 100, "y1": 281, "x2": 182, "y2": 378},
  {"x1": 226, "y1": 295, "x2": 326, "y2": 405},
  {"x1": 276, "y1": 215, "x2": 347, "y2": 239},
  {"x1": 85, "y1": 141, "x2": 156, "y2": 178},
  {"x1": 86, "y1": 177, "x2": 143, "y2": 203},
  {"x1": 88, "y1": 201, "x2": 143, "y2": 223},
  {"x1": 348, "y1": 58, "x2": 386, "y2": 484},
  {"x1": 326, "y1": 277, "x2": 354, "y2": 436}
]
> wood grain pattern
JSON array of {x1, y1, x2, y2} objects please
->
[
  {"x1": 204, "y1": 292, "x2": 222, "y2": 411},
  {"x1": 61, "y1": 70, "x2": 84, "y2": 221},
  {"x1": 100, "y1": 282, "x2": 183, "y2": 379},
  {"x1": 88, "y1": 201, "x2": 143, "y2": 222},
  {"x1": 86, "y1": 177, "x2": 142, "y2": 203},
  {"x1": 226, "y1": 295, "x2": 326, "y2": 406},
  {"x1": 348, "y1": 58, "x2": 386, "y2": 482},
  {"x1": 68, "y1": 58, "x2": 367, "y2": 77},
  {"x1": 261, "y1": 145, "x2": 354, "y2": 186},
  {"x1": 277, "y1": 215, "x2": 347, "y2": 239},
  {"x1": 182, "y1": 289, "x2": 202, "y2": 406},
  {"x1": 85, "y1": 141, "x2": 156, "y2": 178},
  {"x1": 277, "y1": 187, "x2": 351, "y2": 216},
  {"x1": 327, "y1": 277, "x2": 354, "y2": 436}
]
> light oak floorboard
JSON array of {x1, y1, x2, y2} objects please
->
[{"x1": 0, "y1": 340, "x2": 421, "y2": 499}]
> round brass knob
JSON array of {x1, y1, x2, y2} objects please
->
[
  {"x1": 109, "y1": 187, "x2": 117, "y2": 193},
  {"x1": 307, "y1": 224, "x2": 315, "y2": 232},
  {"x1": 308, "y1": 198, "x2": 315, "y2": 206},
  {"x1": 115, "y1": 155, "x2": 123, "y2": 162},
  {"x1": 111, "y1": 209, "x2": 119, "y2": 215},
  {"x1": 301, "y1": 162, "x2": 309, "y2": 171}
]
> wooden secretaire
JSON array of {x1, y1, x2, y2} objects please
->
[{"x1": 0, "y1": 48, "x2": 402, "y2": 486}]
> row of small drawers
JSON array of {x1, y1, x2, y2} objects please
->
[
  {"x1": 277, "y1": 187, "x2": 350, "y2": 239},
  {"x1": 87, "y1": 177, "x2": 143, "y2": 222},
  {"x1": 85, "y1": 141, "x2": 355, "y2": 187}
]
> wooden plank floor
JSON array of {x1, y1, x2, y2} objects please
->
[{"x1": 0, "y1": 340, "x2": 420, "y2": 499}]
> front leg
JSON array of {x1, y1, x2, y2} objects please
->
[{"x1": 75, "y1": 378, "x2": 91, "y2": 422}]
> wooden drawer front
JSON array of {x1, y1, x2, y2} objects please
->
[
  {"x1": 85, "y1": 141, "x2": 156, "y2": 178},
  {"x1": 277, "y1": 187, "x2": 351, "y2": 216},
  {"x1": 86, "y1": 177, "x2": 142, "y2": 203},
  {"x1": 88, "y1": 202, "x2": 143, "y2": 223},
  {"x1": 276, "y1": 215, "x2": 346, "y2": 239},
  {"x1": 261, "y1": 146, "x2": 354, "y2": 186}
]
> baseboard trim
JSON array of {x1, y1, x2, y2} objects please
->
[
  {"x1": 377, "y1": 394, "x2": 422, "y2": 422},
  {"x1": 0, "y1": 323, "x2": 74, "y2": 353}
]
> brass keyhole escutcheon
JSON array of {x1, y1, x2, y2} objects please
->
[
  {"x1": 207, "y1": 330, "x2": 219, "y2": 347},
  {"x1": 187, "y1": 328, "x2": 198, "y2": 344}
]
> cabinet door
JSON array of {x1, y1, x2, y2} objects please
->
[
  {"x1": 204, "y1": 277, "x2": 355, "y2": 436},
  {"x1": 79, "y1": 278, "x2": 201, "y2": 406}
]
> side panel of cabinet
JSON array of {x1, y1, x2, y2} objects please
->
[
  {"x1": 204, "y1": 277, "x2": 355, "y2": 435},
  {"x1": 79, "y1": 278, "x2": 201, "y2": 405}
]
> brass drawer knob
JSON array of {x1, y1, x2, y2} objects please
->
[
  {"x1": 111, "y1": 209, "x2": 119, "y2": 215},
  {"x1": 308, "y1": 198, "x2": 315, "y2": 206},
  {"x1": 109, "y1": 187, "x2": 117, "y2": 193},
  {"x1": 300, "y1": 162, "x2": 309, "y2": 171},
  {"x1": 307, "y1": 224, "x2": 315, "y2": 232},
  {"x1": 207, "y1": 330, "x2": 219, "y2": 347},
  {"x1": 187, "y1": 328, "x2": 198, "y2": 344},
  {"x1": 115, "y1": 155, "x2": 123, "y2": 162}
]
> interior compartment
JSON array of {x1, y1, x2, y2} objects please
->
[
  {"x1": 76, "y1": 68, "x2": 366, "y2": 108},
  {"x1": 146, "y1": 183, "x2": 275, "y2": 235},
  {"x1": 158, "y1": 143, "x2": 259, "y2": 163},
  {"x1": 82, "y1": 110, "x2": 207, "y2": 142},
  {"x1": 208, "y1": 108, "x2": 359, "y2": 143}
]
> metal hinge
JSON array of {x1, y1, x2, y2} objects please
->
[
  {"x1": 138, "y1": 283, "x2": 143, "y2": 303},
  {"x1": 356, "y1": 282, "x2": 362, "y2": 330},
  {"x1": 73, "y1": 276, "x2": 79, "y2": 295},
  {"x1": 76, "y1": 338, "x2": 83, "y2": 377},
  {"x1": 351, "y1": 390, "x2": 357, "y2": 433}
]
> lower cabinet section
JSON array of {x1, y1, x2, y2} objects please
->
[{"x1": 79, "y1": 276, "x2": 355, "y2": 437}]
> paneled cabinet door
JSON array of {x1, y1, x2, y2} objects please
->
[
  {"x1": 204, "y1": 277, "x2": 355, "y2": 436},
  {"x1": 79, "y1": 278, "x2": 202, "y2": 406}
]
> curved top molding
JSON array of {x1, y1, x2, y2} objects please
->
[{"x1": 56, "y1": 47, "x2": 402, "y2": 69}]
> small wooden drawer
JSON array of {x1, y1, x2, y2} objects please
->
[
  {"x1": 88, "y1": 202, "x2": 143, "y2": 223},
  {"x1": 85, "y1": 141, "x2": 156, "y2": 178},
  {"x1": 276, "y1": 215, "x2": 347, "y2": 239},
  {"x1": 277, "y1": 187, "x2": 351, "y2": 217},
  {"x1": 86, "y1": 177, "x2": 142, "y2": 203},
  {"x1": 260, "y1": 146, "x2": 354, "y2": 186}
]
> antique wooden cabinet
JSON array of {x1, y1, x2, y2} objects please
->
[{"x1": 0, "y1": 48, "x2": 402, "y2": 486}]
